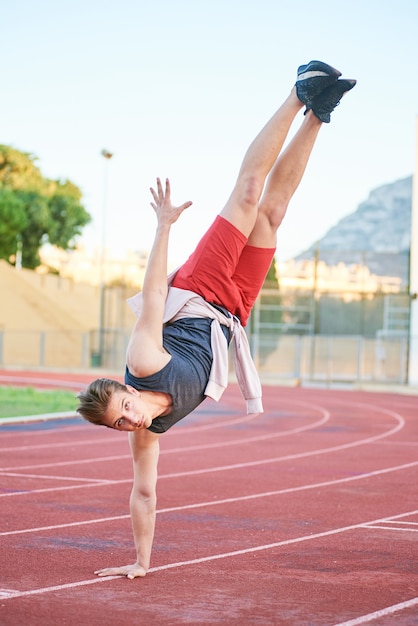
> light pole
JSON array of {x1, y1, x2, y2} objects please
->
[
  {"x1": 97, "y1": 148, "x2": 114, "y2": 366},
  {"x1": 408, "y1": 117, "x2": 418, "y2": 385}
]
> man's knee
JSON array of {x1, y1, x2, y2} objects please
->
[
  {"x1": 258, "y1": 200, "x2": 288, "y2": 231},
  {"x1": 236, "y1": 175, "x2": 264, "y2": 209}
]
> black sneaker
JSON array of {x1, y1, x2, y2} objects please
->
[
  {"x1": 296, "y1": 60, "x2": 341, "y2": 107},
  {"x1": 309, "y1": 78, "x2": 357, "y2": 123}
]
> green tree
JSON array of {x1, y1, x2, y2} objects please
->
[
  {"x1": 0, "y1": 145, "x2": 91, "y2": 269},
  {"x1": 0, "y1": 189, "x2": 27, "y2": 261},
  {"x1": 18, "y1": 190, "x2": 51, "y2": 268},
  {"x1": 48, "y1": 180, "x2": 89, "y2": 249},
  {"x1": 263, "y1": 257, "x2": 279, "y2": 290},
  {"x1": 260, "y1": 259, "x2": 281, "y2": 329}
]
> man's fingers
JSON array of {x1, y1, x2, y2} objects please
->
[
  {"x1": 164, "y1": 178, "x2": 171, "y2": 200},
  {"x1": 149, "y1": 178, "x2": 191, "y2": 220},
  {"x1": 94, "y1": 568, "x2": 120, "y2": 577},
  {"x1": 150, "y1": 186, "x2": 158, "y2": 201},
  {"x1": 94, "y1": 565, "x2": 146, "y2": 579}
]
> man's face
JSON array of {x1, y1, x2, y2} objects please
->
[{"x1": 103, "y1": 386, "x2": 152, "y2": 431}]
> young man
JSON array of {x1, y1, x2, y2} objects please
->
[{"x1": 77, "y1": 61, "x2": 356, "y2": 579}]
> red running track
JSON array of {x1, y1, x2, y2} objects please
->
[{"x1": 0, "y1": 371, "x2": 418, "y2": 625}]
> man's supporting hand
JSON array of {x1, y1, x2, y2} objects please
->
[{"x1": 94, "y1": 562, "x2": 147, "y2": 580}]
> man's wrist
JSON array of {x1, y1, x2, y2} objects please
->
[{"x1": 156, "y1": 222, "x2": 171, "y2": 233}]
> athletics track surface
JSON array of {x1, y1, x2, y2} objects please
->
[{"x1": 0, "y1": 370, "x2": 417, "y2": 625}]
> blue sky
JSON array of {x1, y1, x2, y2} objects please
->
[{"x1": 2, "y1": 0, "x2": 418, "y2": 268}]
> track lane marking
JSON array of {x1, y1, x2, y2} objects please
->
[
  {"x1": 0, "y1": 420, "x2": 411, "y2": 499},
  {"x1": 1, "y1": 460, "x2": 417, "y2": 536},
  {"x1": 0, "y1": 399, "x2": 325, "y2": 452},
  {"x1": 0, "y1": 404, "x2": 405, "y2": 496},
  {"x1": 0, "y1": 375, "x2": 87, "y2": 389},
  {"x1": 0, "y1": 471, "x2": 116, "y2": 484},
  {"x1": 0, "y1": 436, "x2": 127, "y2": 453},
  {"x1": 333, "y1": 596, "x2": 418, "y2": 625},
  {"x1": 360, "y1": 524, "x2": 418, "y2": 533},
  {"x1": 0, "y1": 407, "x2": 330, "y2": 472},
  {"x1": 2, "y1": 508, "x2": 417, "y2": 600},
  {"x1": 0, "y1": 393, "x2": 403, "y2": 453},
  {"x1": 0, "y1": 412, "x2": 263, "y2": 451}
]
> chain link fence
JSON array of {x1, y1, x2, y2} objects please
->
[
  {"x1": 0, "y1": 249, "x2": 413, "y2": 385},
  {"x1": 0, "y1": 291, "x2": 413, "y2": 385}
]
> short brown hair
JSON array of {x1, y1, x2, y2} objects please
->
[{"x1": 76, "y1": 378, "x2": 127, "y2": 426}]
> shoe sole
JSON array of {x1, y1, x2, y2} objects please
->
[
  {"x1": 297, "y1": 60, "x2": 342, "y2": 81},
  {"x1": 297, "y1": 69, "x2": 339, "y2": 82}
]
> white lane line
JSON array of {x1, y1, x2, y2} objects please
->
[
  {"x1": 0, "y1": 375, "x2": 86, "y2": 389},
  {"x1": 0, "y1": 407, "x2": 330, "y2": 472},
  {"x1": 0, "y1": 454, "x2": 131, "y2": 473},
  {"x1": 2, "y1": 460, "x2": 417, "y2": 536},
  {"x1": 0, "y1": 423, "x2": 90, "y2": 438},
  {"x1": 0, "y1": 404, "x2": 316, "y2": 451},
  {"x1": 0, "y1": 393, "x2": 384, "y2": 453},
  {"x1": 0, "y1": 479, "x2": 129, "y2": 497},
  {"x1": 378, "y1": 440, "x2": 418, "y2": 446},
  {"x1": 2, "y1": 509, "x2": 417, "y2": 600},
  {"x1": 0, "y1": 411, "x2": 265, "y2": 452},
  {"x1": 360, "y1": 525, "x2": 418, "y2": 533},
  {"x1": 0, "y1": 588, "x2": 21, "y2": 599},
  {"x1": 0, "y1": 417, "x2": 413, "y2": 499},
  {"x1": 0, "y1": 577, "x2": 120, "y2": 599},
  {"x1": 0, "y1": 471, "x2": 115, "y2": 484},
  {"x1": 1, "y1": 515, "x2": 129, "y2": 536},
  {"x1": 0, "y1": 436, "x2": 124, "y2": 453},
  {"x1": 153, "y1": 407, "x2": 405, "y2": 479},
  {"x1": 164, "y1": 408, "x2": 330, "y2": 452},
  {"x1": 0, "y1": 454, "x2": 132, "y2": 468},
  {"x1": 162, "y1": 397, "x2": 331, "y2": 435},
  {"x1": 332, "y1": 597, "x2": 418, "y2": 626},
  {"x1": 0, "y1": 434, "x2": 315, "y2": 475},
  {"x1": 0, "y1": 404, "x2": 405, "y2": 496},
  {"x1": 0, "y1": 397, "x2": 403, "y2": 466},
  {"x1": 377, "y1": 520, "x2": 418, "y2": 525},
  {"x1": 0, "y1": 412, "x2": 77, "y2": 425}
]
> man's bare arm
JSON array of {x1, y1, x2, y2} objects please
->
[
  {"x1": 126, "y1": 178, "x2": 192, "y2": 376},
  {"x1": 94, "y1": 429, "x2": 160, "y2": 579}
]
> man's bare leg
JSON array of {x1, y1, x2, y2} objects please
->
[
  {"x1": 221, "y1": 63, "x2": 356, "y2": 245},
  {"x1": 247, "y1": 107, "x2": 322, "y2": 248},
  {"x1": 220, "y1": 89, "x2": 303, "y2": 237}
]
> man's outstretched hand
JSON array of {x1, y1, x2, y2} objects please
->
[
  {"x1": 94, "y1": 563, "x2": 147, "y2": 580},
  {"x1": 150, "y1": 177, "x2": 192, "y2": 226}
]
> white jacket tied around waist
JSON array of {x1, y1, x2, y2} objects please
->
[{"x1": 127, "y1": 286, "x2": 263, "y2": 415}]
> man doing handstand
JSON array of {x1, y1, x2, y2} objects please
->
[{"x1": 77, "y1": 61, "x2": 356, "y2": 578}]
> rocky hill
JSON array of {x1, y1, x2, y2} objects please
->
[{"x1": 297, "y1": 176, "x2": 412, "y2": 284}]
